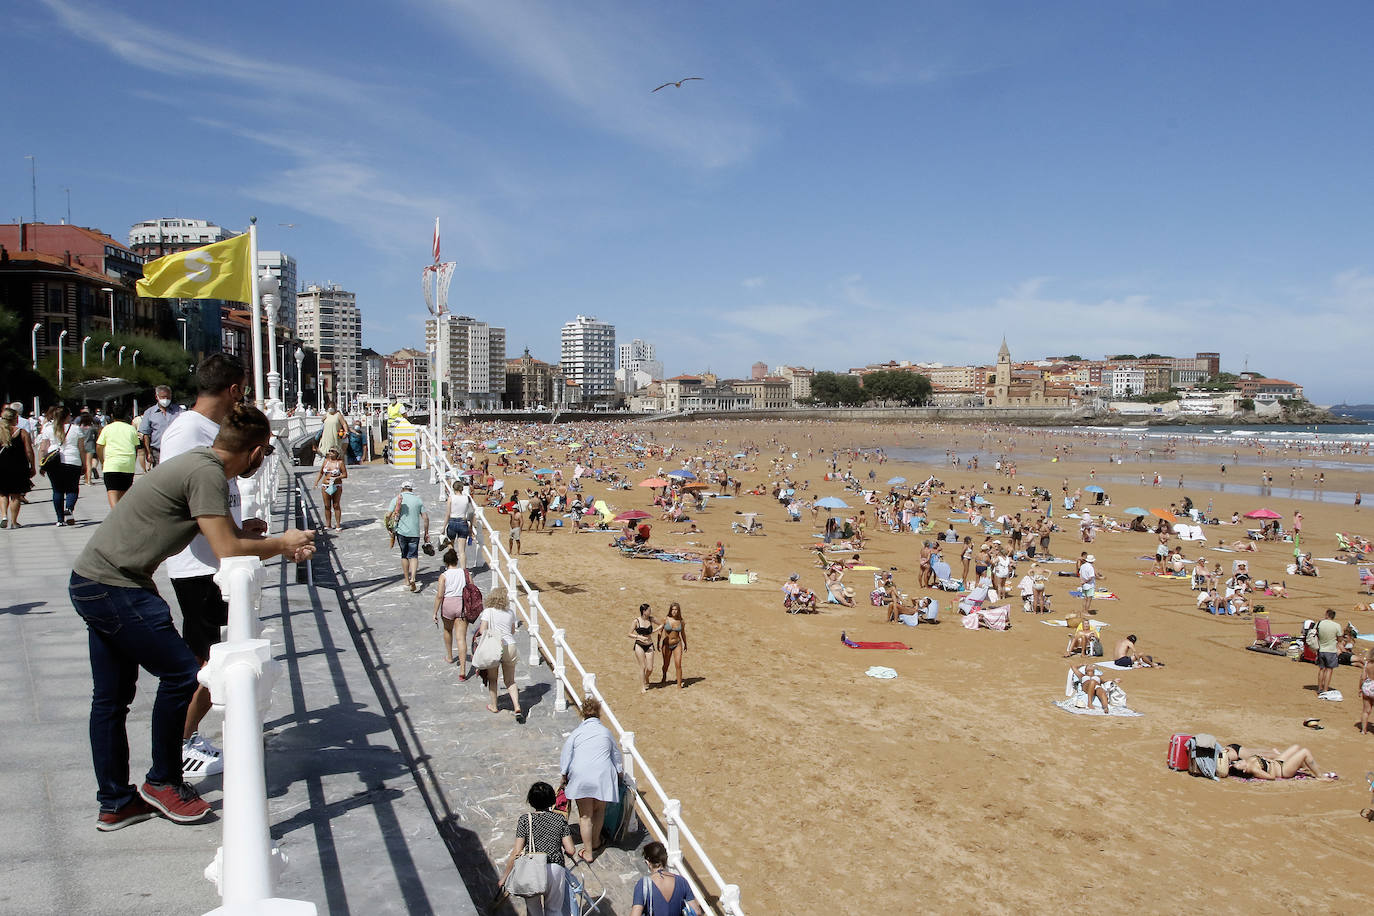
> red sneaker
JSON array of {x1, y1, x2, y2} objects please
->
[
  {"x1": 96, "y1": 797, "x2": 157, "y2": 832},
  {"x1": 139, "y1": 780, "x2": 212, "y2": 824}
]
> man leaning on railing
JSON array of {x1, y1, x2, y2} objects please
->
[{"x1": 69, "y1": 404, "x2": 315, "y2": 832}]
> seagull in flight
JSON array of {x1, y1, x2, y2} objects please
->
[{"x1": 652, "y1": 77, "x2": 703, "y2": 92}]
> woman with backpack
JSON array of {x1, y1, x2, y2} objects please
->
[
  {"x1": 630, "y1": 842, "x2": 698, "y2": 916},
  {"x1": 433, "y1": 549, "x2": 480, "y2": 676}
]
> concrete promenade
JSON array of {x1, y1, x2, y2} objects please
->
[{"x1": 0, "y1": 460, "x2": 646, "y2": 915}]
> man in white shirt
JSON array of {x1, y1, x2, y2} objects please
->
[
  {"x1": 159, "y1": 355, "x2": 250, "y2": 779},
  {"x1": 1079, "y1": 554, "x2": 1097, "y2": 615}
]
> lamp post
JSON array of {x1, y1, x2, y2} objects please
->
[
  {"x1": 101, "y1": 341, "x2": 110, "y2": 365},
  {"x1": 58, "y1": 329, "x2": 68, "y2": 388},
  {"x1": 118, "y1": 345, "x2": 126, "y2": 366},
  {"x1": 294, "y1": 346, "x2": 304, "y2": 412},
  {"x1": 82, "y1": 335, "x2": 91, "y2": 368},
  {"x1": 132, "y1": 349, "x2": 140, "y2": 368},
  {"x1": 177, "y1": 317, "x2": 187, "y2": 350},
  {"x1": 260, "y1": 270, "x2": 281, "y2": 406},
  {"x1": 101, "y1": 287, "x2": 114, "y2": 332},
  {"x1": 31, "y1": 323, "x2": 41, "y2": 370}
]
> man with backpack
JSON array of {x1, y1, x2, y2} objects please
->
[{"x1": 1313, "y1": 608, "x2": 1343, "y2": 695}]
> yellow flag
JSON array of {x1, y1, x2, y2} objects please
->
[{"x1": 136, "y1": 233, "x2": 252, "y2": 302}]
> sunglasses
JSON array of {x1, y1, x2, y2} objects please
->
[{"x1": 260, "y1": 443, "x2": 275, "y2": 456}]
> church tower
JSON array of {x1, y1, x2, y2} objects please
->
[{"x1": 993, "y1": 337, "x2": 1011, "y2": 406}]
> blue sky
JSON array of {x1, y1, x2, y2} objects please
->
[{"x1": 5, "y1": 1, "x2": 1372, "y2": 402}]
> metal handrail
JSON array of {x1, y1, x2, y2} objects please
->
[{"x1": 414, "y1": 427, "x2": 743, "y2": 915}]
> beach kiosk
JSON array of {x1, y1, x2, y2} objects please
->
[{"x1": 390, "y1": 420, "x2": 421, "y2": 469}]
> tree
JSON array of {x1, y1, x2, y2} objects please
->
[
  {"x1": 861, "y1": 370, "x2": 932, "y2": 405},
  {"x1": 809, "y1": 371, "x2": 865, "y2": 406},
  {"x1": 1196, "y1": 372, "x2": 1240, "y2": 392},
  {"x1": 35, "y1": 329, "x2": 195, "y2": 404},
  {"x1": 0, "y1": 305, "x2": 55, "y2": 406},
  {"x1": 1107, "y1": 354, "x2": 1138, "y2": 361}
]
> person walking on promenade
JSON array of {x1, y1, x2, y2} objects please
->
[
  {"x1": 559, "y1": 697, "x2": 623, "y2": 863},
  {"x1": 474, "y1": 585, "x2": 523, "y2": 720},
  {"x1": 389, "y1": 481, "x2": 429, "y2": 592},
  {"x1": 441, "y1": 478, "x2": 476, "y2": 569},
  {"x1": 432, "y1": 548, "x2": 476, "y2": 674},
  {"x1": 498, "y1": 781, "x2": 577, "y2": 915},
  {"x1": 138, "y1": 385, "x2": 182, "y2": 469},
  {"x1": 313, "y1": 447, "x2": 348, "y2": 530},
  {"x1": 38, "y1": 405, "x2": 86, "y2": 525},
  {"x1": 158, "y1": 354, "x2": 248, "y2": 779},
  {"x1": 69, "y1": 403, "x2": 314, "y2": 830},
  {"x1": 316, "y1": 402, "x2": 346, "y2": 461},
  {"x1": 95, "y1": 406, "x2": 141, "y2": 508},
  {"x1": 0, "y1": 406, "x2": 36, "y2": 528}
]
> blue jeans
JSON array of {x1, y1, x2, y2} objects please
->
[{"x1": 68, "y1": 573, "x2": 200, "y2": 811}]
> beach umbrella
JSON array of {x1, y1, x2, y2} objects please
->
[
  {"x1": 483, "y1": 440, "x2": 499, "y2": 448},
  {"x1": 1149, "y1": 508, "x2": 1177, "y2": 523},
  {"x1": 461, "y1": 439, "x2": 476, "y2": 445},
  {"x1": 886, "y1": 476, "x2": 907, "y2": 485},
  {"x1": 734, "y1": 453, "x2": 747, "y2": 458},
  {"x1": 1084, "y1": 485, "x2": 1105, "y2": 494},
  {"x1": 567, "y1": 443, "x2": 582, "y2": 450},
  {"x1": 1124, "y1": 507, "x2": 1148, "y2": 516},
  {"x1": 639, "y1": 478, "x2": 670, "y2": 487},
  {"x1": 681, "y1": 481, "x2": 708, "y2": 490},
  {"x1": 665, "y1": 470, "x2": 696, "y2": 480},
  {"x1": 1244, "y1": 508, "x2": 1282, "y2": 520},
  {"x1": 816, "y1": 496, "x2": 850, "y2": 509},
  {"x1": 532, "y1": 467, "x2": 554, "y2": 476},
  {"x1": 613, "y1": 509, "x2": 652, "y2": 521}
]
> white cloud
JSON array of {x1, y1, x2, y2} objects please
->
[{"x1": 741, "y1": 276, "x2": 766, "y2": 289}]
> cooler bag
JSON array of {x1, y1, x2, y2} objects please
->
[{"x1": 1168, "y1": 733, "x2": 1192, "y2": 771}]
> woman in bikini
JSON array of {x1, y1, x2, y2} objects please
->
[
  {"x1": 312, "y1": 447, "x2": 348, "y2": 530},
  {"x1": 628, "y1": 603, "x2": 657, "y2": 692},
  {"x1": 1229, "y1": 745, "x2": 1332, "y2": 780},
  {"x1": 657, "y1": 602, "x2": 688, "y2": 688}
]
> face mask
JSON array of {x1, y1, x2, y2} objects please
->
[{"x1": 158, "y1": 398, "x2": 171, "y2": 408}]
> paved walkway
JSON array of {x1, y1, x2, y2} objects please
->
[
  {"x1": 0, "y1": 467, "x2": 475, "y2": 915},
  {"x1": 1, "y1": 460, "x2": 648, "y2": 915}
]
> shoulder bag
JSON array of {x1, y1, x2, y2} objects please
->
[
  {"x1": 470, "y1": 613, "x2": 503, "y2": 670},
  {"x1": 507, "y1": 813, "x2": 549, "y2": 896}
]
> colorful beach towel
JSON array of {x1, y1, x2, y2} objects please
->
[
  {"x1": 841, "y1": 632, "x2": 912, "y2": 650},
  {"x1": 961, "y1": 605, "x2": 1011, "y2": 630},
  {"x1": 1070, "y1": 589, "x2": 1118, "y2": 599}
]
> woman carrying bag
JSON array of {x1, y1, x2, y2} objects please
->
[
  {"x1": 498, "y1": 781, "x2": 576, "y2": 915},
  {"x1": 471, "y1": 586, "x2": 525, "y2": 722},
  {"x1": 631, "y1": 842, "x2": 698, "y2": 916},
  {"x1": 37, "y1": 406, "x2": 84, "y2": 525}
]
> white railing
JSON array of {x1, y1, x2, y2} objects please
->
[
  {"x1": 414, "y1": 427, "x2": 743, "y2": 915},
  {"x1": 200, "y1": 444, "x2": 317, "y2": 915}
]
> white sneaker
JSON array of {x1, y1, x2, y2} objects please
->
[{"x1": 182, "y1": 733, "x2": 224, "y2": 778}]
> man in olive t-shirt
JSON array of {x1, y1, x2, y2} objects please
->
[{"x1": 69, "y1": 404, "x2": 314, "y2": 832}]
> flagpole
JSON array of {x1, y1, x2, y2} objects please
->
[{"x1": 248, "y1": 220, "x2": 264, "y2": 408}]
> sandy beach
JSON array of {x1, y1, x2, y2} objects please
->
[{"x1": 459, "y1": 419, "x2": 1374, "y2": 914}]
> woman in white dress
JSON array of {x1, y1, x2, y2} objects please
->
[{"x1": 558, "y1": 697, "x2": 623, "y2": 863}]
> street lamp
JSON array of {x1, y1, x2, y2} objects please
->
[
  {"x1": 177, "y1": 317, "x2": 187, "y2": 349},
  {"x1": 58, "y1": 329, "x2": 68, "y2": 387},
  {"x1": 118, "y1": 345, "x2": 126, "y2": 366},
  {"x1": 294, "y1": 346, "x2": 304, "y2": 411},
  {"x1": 101, "y1": 287, "x2": 114, "y2": 332},
  {"x1": 82, "y1": 335, "x2": 91, "y2": 367},
  {"x1": 101, "y1": 341, "x2": 110, "y2": 364},
  {"x1": 132, "y1": 349, "x2": 140, "y2": 368},
  {"x1": 31, "y1": 323, "x2": 41, "y2": 370}
]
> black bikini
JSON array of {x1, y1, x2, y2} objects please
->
[{"x1": 634, "y1": 619, "x2": 654, "y2": 651}]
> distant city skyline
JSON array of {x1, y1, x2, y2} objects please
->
[{"x1": 7, "y1": 1, "x2": 1372, "y2": 402}]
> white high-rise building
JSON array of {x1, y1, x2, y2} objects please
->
[
  {"x1": 257, "y1": 250, "x2": 298, "y2": 333},
  {"x1": 618, "y1": 338, "x2": 663, "y2": 381},
  {"x1": 297, "y1": 284, "x2": 363, "y2": 407},
  {"x1": 561, "y1": 315, "x2": 616, "y2": 399},
  {"x1": 425, "y1": 314, "x2": 507, "y2": 409}
]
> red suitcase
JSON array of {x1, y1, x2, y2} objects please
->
[{"x1": 1168, "y1": 733, "x2": 1192, "y2": 771}]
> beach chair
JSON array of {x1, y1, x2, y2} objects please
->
[
  {"x1": 958, "y1": 585, "x2": 989, "y2": 615},
  {"x1": 1336, "y1": 533, "x2": 1354, "y2": 553},
  {"x1": 1252, "y1": 613, "x2": 1285, "y2": 650},
  {"x1": 566, "y1": 861, "x2": 607, "y2": 914}
]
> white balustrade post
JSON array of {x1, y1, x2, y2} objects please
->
[
  {"x1": 582, "y1": 672, "x2": 597, "y2": 702},
  {"x1": 664, "y1": 799, "x2": 683, "y2": 871},
  {"x1": 526, "y1": 591, "x2": 541, "y2": 666},
  {"x1": 620, "y1": 731, "x2": 636, "y2": 783},
  {"x1": 719, "y1": 885, "x2": 742, "y2": 914},
  {"x1": 214, "y1": 556, "x2": 265, "y2": 643},
  {"x1": 553, "y1": 628, "x2": 567, "y2": 711},
  {"x1": 506, "y1": 554, "x2": 519, "y2": 594}
]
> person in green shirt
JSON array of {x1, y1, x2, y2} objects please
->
[
  {"x1": 69, "y1": 403, "x2": 315, "y2": 830},
  {"x1": 96, "y1": 406, "x2": 142, "y2": 507}
]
